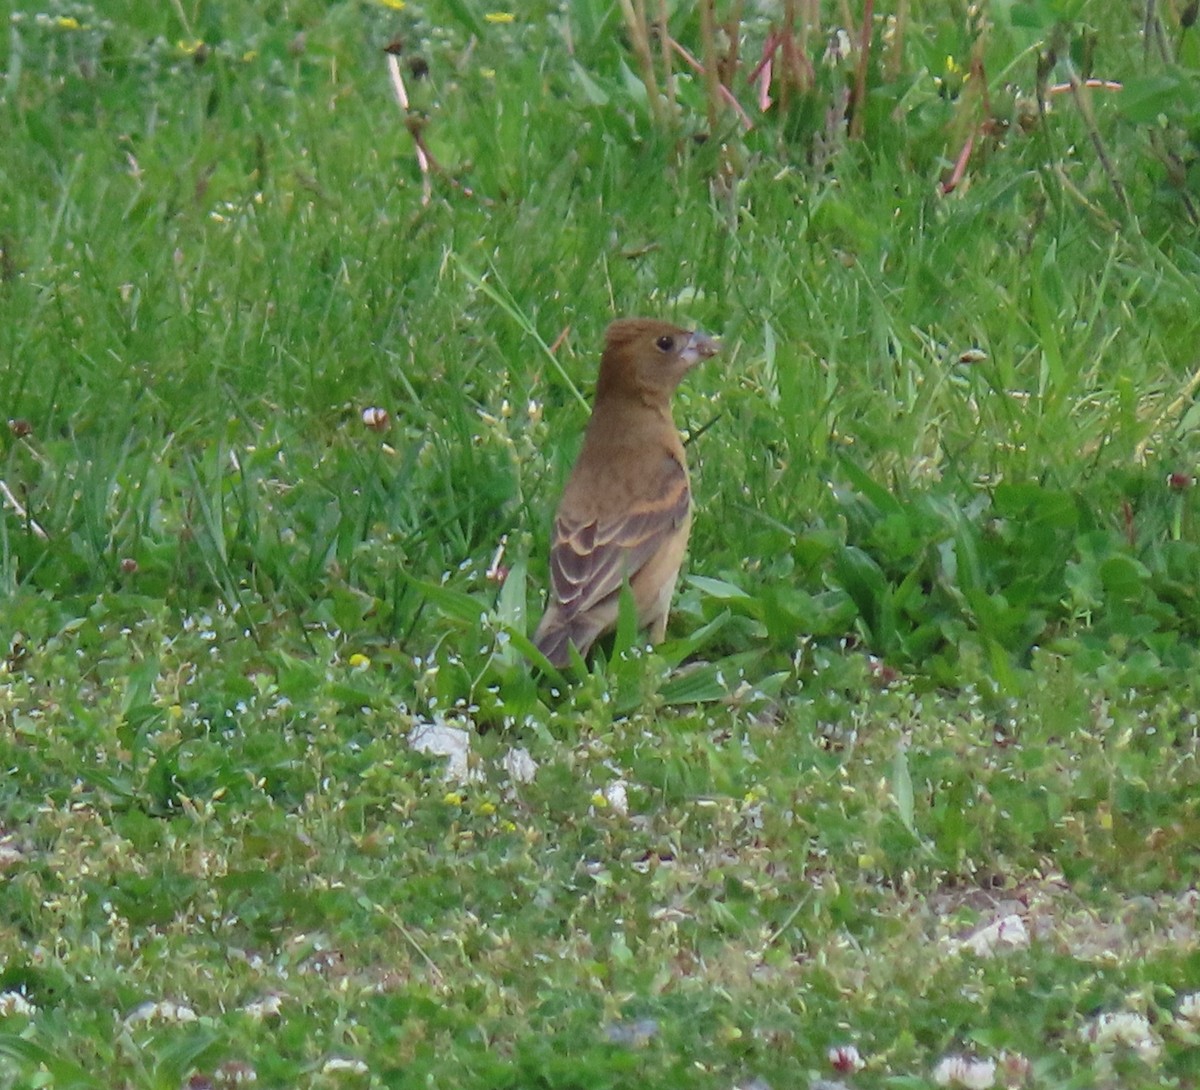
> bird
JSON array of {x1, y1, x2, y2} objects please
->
[{"x1": 533, "y1": 317, "x2": 719, "y2": 668}]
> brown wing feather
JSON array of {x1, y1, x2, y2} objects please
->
[{"x1": 548, "y1": 463, "x2": 689, "y2": 623}]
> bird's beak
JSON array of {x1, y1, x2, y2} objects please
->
[{"x1": 681, "y1": 330, "x2": 720, "y2": 367}]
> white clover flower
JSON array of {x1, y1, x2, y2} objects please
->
[
  {"x1": 1082, "y1": 1011, "x2": 1161, "y2": 1063},
  {"x1": 1177, "y1": 992, "x2": 1200, "y2": 1031},
  {"x1": 932, "y1": 1054, "x2": 996, "y2": 1089}
]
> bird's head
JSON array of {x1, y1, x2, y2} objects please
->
[{"x1": 596, "y1": 318, "x2": 719, "y2": 402}]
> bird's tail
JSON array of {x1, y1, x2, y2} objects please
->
[{"x1": 533, "y1": 612, "x2": 602, "y2": 669}]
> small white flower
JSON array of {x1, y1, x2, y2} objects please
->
[
  {"x1": 321, "y1": 1057, "x2": 369, "y2": 1075},
  {"x1": 125, "y1": 999, "x2": 198, "y2": 1025},
  {"x1": 502, "y1": 746, "x2": 538, "y2": 784},
  {"x1": 1083, "y1": 1011, "x2": 1161, "y2": 1063},
  {"x1": 827, "y1": 1043, "x2": 863, "y2": 1072},
  {"x1": 603, "y1": 779, "x2": 629, "y2": 816},
  {"x1": 217, "y1": 1059, "x2": 258, "y2": 1083},
  {"x1": 932, "y1": 1054, "x2": 996, "y2": 1089},
  {"x1": 1177, "y1": 992, "x2": 1200, "y2": 1031},
  {"x1": 822, "y1": 28, "x2": 852, "y2": 66},
  {"x1": 0, "y1": 992, "x2": 36, "y2": 1017},
  {"x1": 240, "y1": 994, "x2": 283, "y2": 1020}
]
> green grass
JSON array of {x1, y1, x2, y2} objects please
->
[{"x1": 2, "y1": 0, "x2": 1200, "y2": 1086}]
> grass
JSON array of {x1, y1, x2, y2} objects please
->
[{"x1": 2, "y1": 0, "x2": 1200, "y2": 1086}]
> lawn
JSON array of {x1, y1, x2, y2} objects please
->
[{"x1": 2, "y1": 1, "x2": 1200, "y2": 1087}]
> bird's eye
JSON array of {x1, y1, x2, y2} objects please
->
[{"x1": 655, "y1": 335, "x2": 675, "y2": 352}]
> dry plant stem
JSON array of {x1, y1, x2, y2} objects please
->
[
  {"x1": 1047, "y1": 79, "x2": 1123, "y2": 94},
  {"x1": 386, "y1": 54, "x2": 491, "y2": 206},
  {"x1": 669, "y1": 38, "x2": 754, "y2": 129},
  {"x1": 386, "y1": 53, "x2": 432, "y2": 206},
  {"x1": 941, "y1": 41, "x2": 993, "y2": 190},
  {"x1": 699, "y1": 0, "x2": 723, "y2": 134},
  {"x1": 1065, "y1": 64, "x2": 1132, "y2": 217},
  {"x1": 549, "y1": 325, "x2": 572, "y2": 354},
  {"x1": 1134, "y1": 359, "x2": 1200, "y2": 464},
  {"x1": 849, "y1": 0, "x2": 874, "y2": 140},
  {"x1": 749, "y1": 31, "x2": 777, "y2": 110},
  {"x1": 657, "y1": 0, "x2": 677, "y2": 123},
  {"x1": 0, "y1": 480, "x2": 47, "y2": 541},
  {"x1": 941, "y1": 133, "x2": 975, "y2": 194},
  {"x1": 619, "y1": 0, "x2": 665, "y2": 127}
]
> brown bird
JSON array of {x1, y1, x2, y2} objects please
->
[{"x1": 533, "y1": 317, "x2": 719, "y2": 668}]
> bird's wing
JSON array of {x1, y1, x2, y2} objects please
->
[{"x1": 548, "y1": 456, "x2": 690, "y2": 621}]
